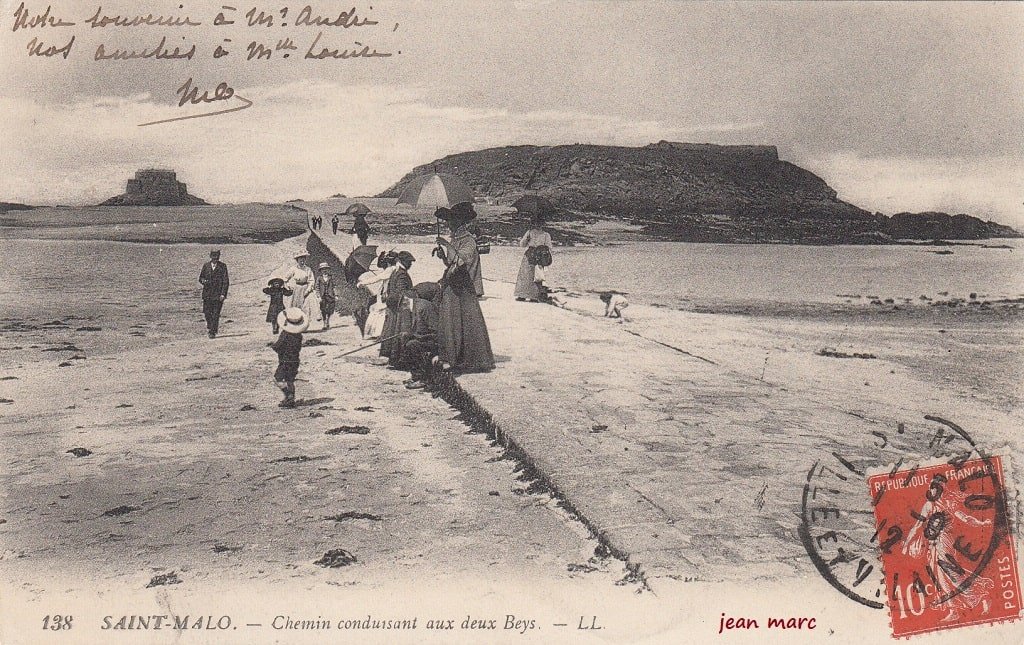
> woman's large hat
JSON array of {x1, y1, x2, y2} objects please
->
[
  {"x1": 294, "y1": 250, "x2": 310, "y2": 259},
  {"x1": 434, "y1": 201, "x2": 477, "y2": 223},
  {"x1": 277, "y1": 307, "x2": 309, "y2": 334}
]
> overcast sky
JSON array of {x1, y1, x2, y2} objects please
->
[{"x1": 2, "y1": 1, "x2": 1022, "y2": 225}]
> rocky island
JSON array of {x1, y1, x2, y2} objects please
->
[
  {"x1": 100, "y1": 169, "x2": 208, "y2": 207},
  {"x1": 380, "y1": 142, "x2": 1019, "y2": 243}
]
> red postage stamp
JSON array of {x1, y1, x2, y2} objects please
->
[{"x1": 868, "y1": 456, "x2": 1021, "y2": 638}]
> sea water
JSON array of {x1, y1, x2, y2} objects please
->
[
  {"x1": 5, "y1": 238, "x2": 1022, "y2": 320},
  {"x1": 478, "y1": 240, "x2": 1024, "y2": 309}
]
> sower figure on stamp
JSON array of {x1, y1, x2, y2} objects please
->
[
  {"x1": 199, "y1": 249, "x2": 229, "y2": 338},
  {"x1": 902, "y1": 485, "x2": 995, "y2": 622}
]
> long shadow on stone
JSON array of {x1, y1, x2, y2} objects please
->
[
  {"x1": 323, "y1": 512, "x2": 382, "y2": 522},
  {"x1": 296, "y1": 397, "x2": 334, "y2": 407}
]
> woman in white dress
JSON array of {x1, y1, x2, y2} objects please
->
[
  {"x1": 282, "y1": 252, "x2": 322, "y2": 328},
  {"x1": 356, "y1": 253, "x2": 397, "y2": 339},
  {"x1": 514, "y1": 215, "x2": 553, "y2": 302}
]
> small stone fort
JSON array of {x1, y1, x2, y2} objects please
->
[{"x1": 101, "y1": 169, "x2": 208, "y2": 206}]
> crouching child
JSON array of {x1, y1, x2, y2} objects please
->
[
  {"x1": 400, "y1": 282, "x2": 441, "y2": 390},
  {"x1": 272, "y1": 307, "x2": 308, "y2": 407},
  {"x1": 600, "y1": 292, "x2": 629, "y2": 321}
]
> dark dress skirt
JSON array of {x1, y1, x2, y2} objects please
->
[
  {"x1": 387, "y1": 306, "x2": 415, "y2": 367},
  {"x1": 379, "y1": 269, "x2": 413, "y2": 358},
  {"x1": 379, "y1": 308, "x2": 399, "y2": 357},
  {"x1": 263, "y1": 287, "x2": 291, "y2": 323},
  {"x1": 438, "y1": 268, "x2": 495, "y2": 372},
  {"x1": 266, "y1": 299, "x2": 286, "y2": 323}
]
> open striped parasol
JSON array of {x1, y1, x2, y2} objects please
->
[{"x1": 396, "y1": 173, "x2": 474, "y2": 209}]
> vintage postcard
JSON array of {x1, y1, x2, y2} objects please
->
[{"x1": 1, "y1": 1, "x2": 1022, "y2": 643}]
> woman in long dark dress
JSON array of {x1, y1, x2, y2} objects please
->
[
  {"x1": 379, "y1": 251, "x2": 414, "y2": 359},
  {"x1": 434, "y1": 202, "x2": 495, "y2": 373}
]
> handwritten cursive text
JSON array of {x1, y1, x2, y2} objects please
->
[
  {"x1": 12, "y1": 3, "x2": 75, "y2": 31},
  {"x1": 176, "y1": 77, "x2": 234, "y2": 107},
  {"x1": 94, "y1": 36, "x2": 196, "y2": 60},
  {"x1": 83, "y1": 6, "x2": 202, "y2": 28},
  {"x1": 304, "y1": 31, "x2": 392, "y2": 59}
]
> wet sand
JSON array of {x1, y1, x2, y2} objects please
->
[
  {"x1": 0, "y1": 236, "x2": 643, "y2": 643},
  {"x1": 2, "y1": 232, "x2": 1022, "y2": 643}
]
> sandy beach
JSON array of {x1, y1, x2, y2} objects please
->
[{"x1": 0, "y1": 223, "x2": 1021, "y2": 643}]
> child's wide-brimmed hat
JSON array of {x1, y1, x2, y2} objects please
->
[
  {"x1": 318, "y1": 262, "x2": 330, "y2": 270},
  {"x1": 268, "y1": 277, "x2": 285, "y2": 287},
  {"x1": 277, "y1": 307, "x2": 309, "y2": 334},
  {"x1": 294, "y1": 251, "x2": 310, "y2": 259},
  {"x1": 396, "y1": 250, "x2": 415, "y2": 264}
]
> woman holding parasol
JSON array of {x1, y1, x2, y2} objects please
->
[{"x1": 433, "y1": 202, "x2": 495, "y2": 373}]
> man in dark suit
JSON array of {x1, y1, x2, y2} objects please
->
[{"x1": 199, "y1": 249, "x2": 229, "y2": 338}]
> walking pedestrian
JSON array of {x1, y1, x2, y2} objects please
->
[
  {"x1": 283, "y1": 251, "x2": 320, "y2": 327},
  {"x1": 272, "y1": 307, "x2": 308, "y2": 408},
  {"x1": 263, "y1": 277, "x2": 293, "y2": 335},
  {"x1": 198, "y1": 249, "x2": 229, "y2": 338},
  {"x1": 316, "y1": 262, "x2": 337, "y2": 329}
]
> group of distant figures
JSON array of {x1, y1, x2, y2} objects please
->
[
  {"x1": 198, "y1": 200, "x2": 627, "y2": 408},
  {"x1": 308, "y1": 212, "x2": 346, "y2": 235}
]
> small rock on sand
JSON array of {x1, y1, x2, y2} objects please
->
[
  {"x1": 58, "y1": 361, "x2": 73, "y2": 367},
  {"x1": 0, "y1": 376, "x2": 18, "y2": 381},
  {"x1": 326, "y1": 426, "x2": 370, "y2": 435},
  {"x1": 239, "y1": 404, "x2": 257, "y2": 411},
  {"x1": 146, "y1": 571, "x2": 182, "y2": 587},
  {"x1": 314, "y1": 549, "x2": 357, "y2": 568},
  {"x1": 0, "y1": 398, "x2": 13, "y2": 405},
  {"x1": 76, "y1": 326, "x2": 102, "y2": 332},
  {"x1": 212, "y1": 544, "x2": 242, "y2": 553},
  {"x1": 115, "y1": 403, "x2": 134, "y2": 408},
  {"x1": 354, "y1": 405, "x2": 375, "y2": 412},
  {"x1": 66, "y1": 448, "x2": 92, "y2": 457},
  {"x1": 102, "y1": 505, "x2": 140, "y2": 517}
]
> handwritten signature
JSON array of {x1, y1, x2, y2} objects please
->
[{"x1": 137, "y1": 78, "x2": 252, "y2": 127}]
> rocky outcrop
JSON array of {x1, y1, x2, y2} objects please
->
[
  {"x1": 886, "y1": 211, "x2": 1020, "y2": 240},
  {"x1": 379, "y1": 143, "x2": 1019, "y2": 243},
  {"x1": 0, "y1": 202, "x2": 34, "y2": 213},
  {"x1": 101, "y1": 169, "x2": 207, "y2": 206}
]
